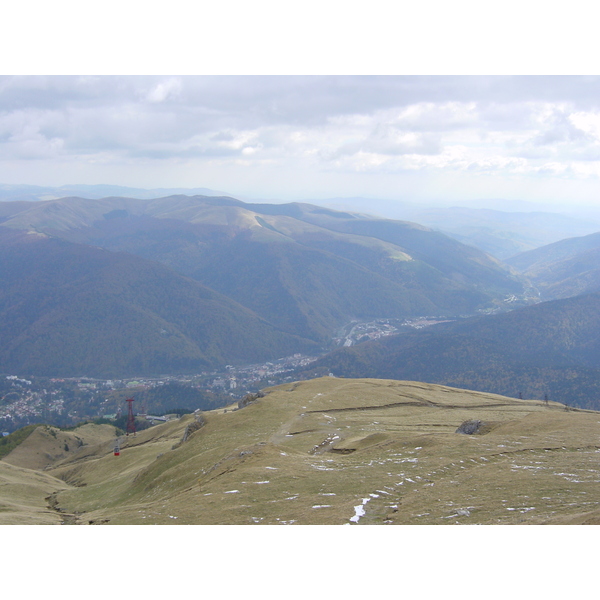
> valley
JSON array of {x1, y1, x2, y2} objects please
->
[{"x1": 0, "y1": 315, "x2": 453, "y2": 433}]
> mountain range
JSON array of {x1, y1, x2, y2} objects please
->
[
  {"x1": 320, "y1": 197, "x2": 600, "y2": 259},
  {"x1": 0, "y1": 194, "x2": 530, "y2": 377},
  {"x1": 6, "y1": 191, "x2": 600, "y2": 411},
  {"x1": 507, "y1": 230, "x2": 600, "y2": 300},
  {"x1": 0, "y1": 183, "x2": 229, "y2": 202}
]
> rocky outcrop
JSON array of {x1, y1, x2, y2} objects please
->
[
  {"x1": 237, "y1": 390, "x2": 265, "y2": 410},
  {"x1": 173, "y1": 413, "x2": 206, "y2": 449},
  {"x1": 456, "y1": 419, "x2": 484, "y2": 435}
]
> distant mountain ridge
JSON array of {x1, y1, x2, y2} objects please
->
[
  {"x1": 319, "y1": 197, "x2": 600, "y2": 259},
  {"x1": 0, "y1": 183, "x2": 230, "y2": 202},
  {"x1": 507, "y1": 231, "x2": 600, "y2": 300},
  {"x1": 1, "y1": 194, "x2": 531, "y2": 350}
]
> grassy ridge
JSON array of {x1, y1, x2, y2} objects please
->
[{"x1": 5, "y1": 377, "x2": 597, "y2": 525}]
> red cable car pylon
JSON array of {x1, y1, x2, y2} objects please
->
[{"x1": 125, "y1": 397, "x2": 136, "y2": 436}]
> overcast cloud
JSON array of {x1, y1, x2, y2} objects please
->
[{"x1": 2, "y1": 75, "x2": 600, "y2": 207}]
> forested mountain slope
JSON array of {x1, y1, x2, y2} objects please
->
[{"x1": 0, "y1": 227, "x2": 316, "y2": 377}]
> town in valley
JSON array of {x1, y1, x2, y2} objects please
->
[{"x1": 0, "y1": 316, "x2": 452, "y2": 434}]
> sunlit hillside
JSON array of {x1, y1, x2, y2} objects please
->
[{"x1": 2, "y1": 377, "x2": 599, "y2": 525}]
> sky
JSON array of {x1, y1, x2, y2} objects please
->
[
  {"x1": 2, "y1": 2, "x2": 600, "y2": 213},
  {"x1": 4, "y1": 75, "x2": 600, "y2": 209}
]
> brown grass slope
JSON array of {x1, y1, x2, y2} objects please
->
[
  {"x1": 2, "y1": 377, "x2": 594, "y2": 525},
  {"x1": 2, "y1": 423, "x2": 117, "y2": 471},
  {"x1": 0, "y1": 422, "x2": 117, "y2": 524}
]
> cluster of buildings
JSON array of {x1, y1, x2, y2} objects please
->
[
  {"x1": 332, "y1": 317, "x2": 454, "y2": 347},
  {"x1": 1, "y1": 376, "x2": 67, "y2": 427},
  {"x1": 209, "y1": 353, "x2": 318, "y2": 391}
]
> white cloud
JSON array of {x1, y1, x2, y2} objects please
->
[
  {"x1": 4, "y1": 76, "x2": 600, "y2": 204},
  {"x1": 145, "y1": 78, "x2": 183, "y2": 103}
]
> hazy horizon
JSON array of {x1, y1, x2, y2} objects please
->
[{"x1": 2, "y1": 76, "x2": 600, "y2": 212}]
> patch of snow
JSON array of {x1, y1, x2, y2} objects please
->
[
  {"x1": 349, "y1": 498, "x2": 372, "y2": 523},
  {"x1": 255, "y1": 481, "x2": 270, "y2": 484},
  {"x1": 224, "y1": 490, "x2": 240, "y2": 494},
  {"x1": 312, "y1": 505, "x2": 331, "y2": 509},
  {"x1": 265, "y1": 466, "x2": 278, "y2": 470}
]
